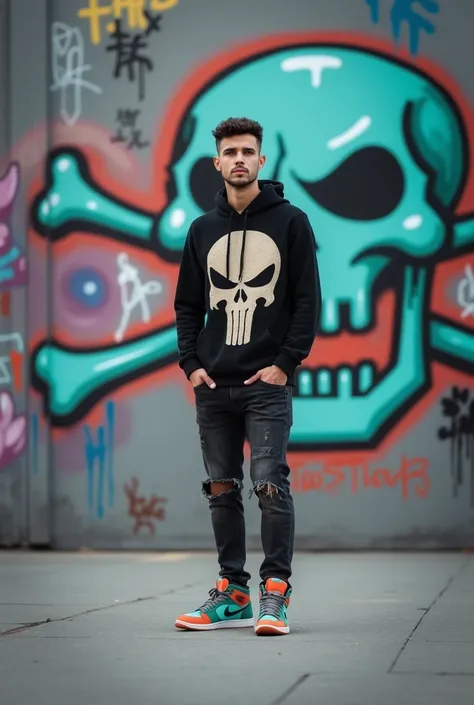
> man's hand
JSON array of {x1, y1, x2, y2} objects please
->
[
  {"x1": 244, "y1": 365, "x2": 287, "y2": 386},
  {"x1": 190, "y1": 368, "x2": 216, "y2": 389}
]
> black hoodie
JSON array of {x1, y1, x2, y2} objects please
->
[{"x1": 174, "y1": 180, "x2": 321, "y2": 386}]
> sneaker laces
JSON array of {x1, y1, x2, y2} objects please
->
[
  {"x1": 198, "y1": 587, "x2": 227, "y2": 612},
  {"x1": 259, "y1": 592, "x2": 286, "y2": 619}
]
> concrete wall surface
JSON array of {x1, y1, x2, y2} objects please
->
[{"x1": 0, "y1": 0, "x2": 473, "y2": 549}]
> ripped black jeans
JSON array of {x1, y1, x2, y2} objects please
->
[{"x1": 194, "y1": 380, "x2": 295, "y2": 588}]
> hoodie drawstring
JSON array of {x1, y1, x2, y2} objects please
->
[
  {"x1": 226, "y1": 212, "x2": 233, "y2": 280},
  {"x1": 225, "y1": 210, "x2": 248, "y2": 283},
  {"x1": 239, "y1": 211, "x2": 248, "y2": 283}
]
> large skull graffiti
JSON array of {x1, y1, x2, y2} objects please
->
[
  {"x1": 157, "y1": 46, "x2": 474, "y2": 447},
  {"x1": 31, "y1": 43, "x2": 474, "y2": 447}
]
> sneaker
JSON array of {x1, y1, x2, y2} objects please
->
[
  {"x1": 175, "y1": 578, "x2": 254, "y2": 631},
  {"x1": 255, "y1": 578, "x2": 291, "y2": 636}
]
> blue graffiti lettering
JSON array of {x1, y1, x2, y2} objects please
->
[
  {"x1": 83, "y1": 401, "x2": 115, "y2": 519},
  {"x1": 365, "y1": 0, "x2": 380, "y2": 23},
  {"x1": 106, "y1": 399, "x2": 115, "y2": 507},
  {"x1": 365, "y1": 0, "x2": 439, "y2": 55}
]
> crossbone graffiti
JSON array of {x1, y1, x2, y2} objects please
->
[{"x1": 30, "y1": 38, "x2": 474, "y2": 450}]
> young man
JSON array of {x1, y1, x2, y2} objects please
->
[{"x1": 173, "y1": 117, "x2": 321, "y2": 636}]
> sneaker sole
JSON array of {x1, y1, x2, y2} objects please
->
[
  {"x1": 255, "y1": 624, "x2": 290, "y2": 636},
  {"x1": 175, "y1": 618, "x2": 255, "y2": 631}
]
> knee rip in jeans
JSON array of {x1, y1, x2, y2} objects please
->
[
  {"x1": 249, "y1": 447, "x2": 285, "y2": 500},
  {"x1": 249, "y1": 480, "x2": 284, "y2": 500},
  {"x1": 201, "y1": 478, "x2": 243, "y2": 500}
]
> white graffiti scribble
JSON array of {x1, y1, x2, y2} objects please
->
[
  {"x1": 114, "y1": 253, "x2": 162, "y2": 342},
  {"x1": 280, "y1": 55, "x2": 342, "y2": 88},
  {"x1": 457, "y1": 264, "x2": 474, "y2": 319},
  {"x1": 50, "y1": 22, "x2": 103, "y2": 127},
  {"x1": 0, "y1": 334, "x2": 23, "y2": 386}
]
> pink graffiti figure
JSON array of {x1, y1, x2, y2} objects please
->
[
  {"x1": 124, "y1": 476, "x2": 168, "y2": 536},
  {"x1": 0, "y1": 391, "x2": 26, "y2": 471},
  {"x1": 0, "y1": 163, "x2": 27, "y2": 290}
]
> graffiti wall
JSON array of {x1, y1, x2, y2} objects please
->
[
  {"x1": 1, "y1": 0, "x2": 473, "y2": 548},
  {"x1": 0, "y1": 0, "x2": 28, "y2": 545}
]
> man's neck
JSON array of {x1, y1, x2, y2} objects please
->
[{"x1": 226, "y1": 181, "x2": 260, "y2": 214}]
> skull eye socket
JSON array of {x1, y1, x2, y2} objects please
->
[
  {"x1": 294, "y1": 147, "x2": 405, "y2": 221},
  {"x1": 171, "y1": 114, "x2": 196, "y2": 164},
  {"x1": 210, "y1": 267, "x2": 237, "y2": 289},
  {"x1": 245, "y1": 264, "x2": 275, "y2": 287},
  {"x1": 190, "y1": 157, "x2": 222, "y2": 213}
]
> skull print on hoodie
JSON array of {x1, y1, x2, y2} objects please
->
[{"x1": 174, "y1": 179, "x2": 321, "y2": 386}]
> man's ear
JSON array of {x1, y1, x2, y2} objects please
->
[{"x1": 213, "y1": 156, "x2": 221, "y2": 172}]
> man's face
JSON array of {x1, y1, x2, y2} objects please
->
[{"x1": 213, "y1": 134, "x2": 266, "y2": 188}]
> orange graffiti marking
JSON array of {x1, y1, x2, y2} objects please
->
[
  {"x1": 0, "y1": 291, "x2": 10, "y2": 317},
  {"x1": 8, "y1": 350, "x2": 23, "y2": 392},
  {"x1": 124, "y1": 476, "x2": 168, "y2": 536},
  {"x1": 292, "y1": 456, "x2": 430, "y2": 500}
]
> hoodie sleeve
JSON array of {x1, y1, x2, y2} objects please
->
[
  {"x1": 273, "y1": 212, "x2": 321, "y2": 378},
  {"x1": 173, "y1": 226, "x2": 206, "y2": 379}
]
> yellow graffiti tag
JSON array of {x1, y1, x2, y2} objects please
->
[{"x1": 78, "y1": 0, "x2": 179, "y2": 45}]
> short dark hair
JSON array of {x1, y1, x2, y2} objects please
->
[{"x1": 212, "y1": 117, "x2": 263, "y2": 153}]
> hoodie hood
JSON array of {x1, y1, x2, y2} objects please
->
[
  {"x1": 215, "y1": 179, "x2": 288, "y2": 216},
  {"x1": 215, "y1": 180, "x2": 289, "y2": 281}
]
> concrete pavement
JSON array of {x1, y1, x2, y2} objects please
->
[{"x1": 0, "y1": 550, "x2": 473, "y2": 704}]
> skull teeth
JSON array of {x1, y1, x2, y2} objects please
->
[
  {"x1": 320, "y1": 297, "x2": 372, "y2": 334},
  {"x1": 296, "y1": 363, "x2": 376, "y2": 397}
]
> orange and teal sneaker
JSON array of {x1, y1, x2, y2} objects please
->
[
  {"x1": 255, "y1": 578, "x2": 292, "y2": 636},
  {"x1": 174, "y1": 578, "x2": 254, "y2": 631}
]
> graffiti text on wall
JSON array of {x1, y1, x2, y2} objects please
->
[
  {"x1": 438, "y1": 387, "x2": 474, "y2": 505},
  {"x1": 124, "y1": 476, "x2": 167, "y2": 536},
  {"x1": 84, "y1": 401, "x2": 116, "y2": 519},
  {"x1": 79, "y1": 0, "x2": 177, "y2": 45},
  {"x1": 51, "y1": 22, "x2": 103, "y2": 127},
  {"x1": 111, "y1": 109, "x2": 150, "y2": 150},
  {"x1": 115, "y1": 252, "x2": 161, "y2": 342},
  {"x1": 106, "y1": 10, "x2": 161, "y2": 101},
  {"x1": 365, "y1": 0, "x2": 439, "y2": 55},
  {"x1": 292, "y1": 456, "x2": 430, "y2": 499}
]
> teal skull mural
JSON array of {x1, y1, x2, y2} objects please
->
[{"x1": 31, "y1": 42, "x2": 474, "y2": 451}]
